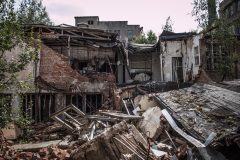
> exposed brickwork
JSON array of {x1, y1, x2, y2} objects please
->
[
  {"x1": 39, "y1": 44, "x2": 89, "y2": 91},
  {"x1": 39, "y1": 44, "x2": 116, "y2": 92}
]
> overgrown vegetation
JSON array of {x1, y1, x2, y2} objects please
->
[
  {"x1": 0, "y1": 0, "x2": 50, "y2": 128},
  {"x1": 192, "y1": 0, "x2": 240, "y2": 80},
  {"x1": 131, "y1": 30, "x2": 157, "y2": 44}
]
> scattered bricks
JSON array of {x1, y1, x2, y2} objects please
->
[
  {"x1": 32, "y1": 153, "x2": 41, "y2": 160},
  {"x1": 176, "y1": 144, "x2": 188, "y2": 158},
  {"x1": 47, "y1": 146, "x2": 53, "y2": 155},
  {"x1": 39, "y1": 147, "x2": 48, "y2": 157},
  {"x1": 7, "y1": 140, "x2": 14, "y2": 146},
  {"x1": 65, "y1": 152, "x2": 70, "y2": 159},
  {"x1": 19, "y1": 152, "x2": 33, "y2": 158}
]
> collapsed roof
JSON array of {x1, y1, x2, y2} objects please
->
[
  {"x1": 155, "y1": 83, "x2": 240, "y2": 143},
  {"x1": 127, "y1": 43, "x2": 160, "y2": 54},
  {"x1": 159, "y1": 30, "x2": 196, "y2": 41}
]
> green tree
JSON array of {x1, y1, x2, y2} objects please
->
[
  {"x1": 162, "y1": 16, "x2": 174, "y2": 32},
  {"x1": 0, "y1": 0, "x2": 41, "y2": 127},
  {"x1": 146, "y1": 30, "x2": 157, "y2": 44},
  {"x1": 17, "y1": 0, "x2": 52, "y2": 25},
  {"x1": 131, "y1": 32, "x2": 147, "y2": 44},
  {"x1": 132, "y1": 30, "x2": 157, "y2": 44}
]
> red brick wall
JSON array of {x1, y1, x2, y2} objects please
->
[
  {"x1": 39, "y1": 44, "x2": 89, "y2": 90},
  {"x1": 39, "y1": 44, "x2": 116, "y2": 91}
]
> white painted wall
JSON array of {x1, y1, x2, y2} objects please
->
[{"x1": 160, "y1": 35, "x2": 201, "y2": 82}]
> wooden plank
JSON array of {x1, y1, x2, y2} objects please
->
[{"x1": 99, "y1": 111, "x2": 143, "y2": 120}]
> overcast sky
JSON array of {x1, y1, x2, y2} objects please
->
[{"x1": 42, "y1": 0, "x2": 199, "y2": 35}]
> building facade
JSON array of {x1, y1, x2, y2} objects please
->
[{"x1": 159, "y1": 31, "x2": 201, "y2": 82}]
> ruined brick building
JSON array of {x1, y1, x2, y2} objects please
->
[{"x1": 3, "y1": 24, "x2": 127, "y2": 122}]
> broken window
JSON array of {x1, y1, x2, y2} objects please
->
[
  {"x1": 229, "y1": 4, "x2": 234, "y2": 16},
  {"x1": 98, "y1": 62, "x2": 111, "y2": 73},
  {"x1": 206, "y1": 42, "x2": 228, "y2": 71},
  {"x1": 127, "y1": 30, "x2": 133, "y2": 39},
  {"x1": 172, "y1": 57, "x2": 183, "y2": 82},
  {"x1": 88, "y1": 20, "x2": 94, "y2": 25},
  {"x1": 71, "y1": 59, "x2": 88, "y2": 73},
  {"x1": 66, "y1": 94, "x2": 82, "y2": 110},
  {"x1": 22, "y1": 94, "x2": 35, "y2": 119},
  {"x1": 71, "y1": 58, "x2": 113, "y2": 74},
  {"x1": 65, "y1": 93, "x2": 102, "y2": 114},
  {"x1": 86, "y1": 94, "x2": 102, "y2": 114},
  {"x1": 194, "y1": 46, "x2": 200, "y2": 66},
  {"x1": 40, "y1": 94, "x2": 55, "y2": 122},
  {"x1": 21, "y1": 94, "x2": 55, "y2": 122}
]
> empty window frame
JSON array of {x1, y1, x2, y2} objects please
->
[
  {"x1": 194, "y1": 46, "x2": 200, "y2": 66},
  {"x1": 86, "y1": 94, "x2": 102, "y2": 114},
  {"x1": 71, "y1": 59, "x2": 88, "y2": 73},
  {"x1": 88, "y1": 20, "x2": 94, "y2": 25},
  {"x1": 66, "y1": 94, "x2": 83, "y2": 110},
  {"x1": 127, "y1": 30, "x2": 133, "y2": 39},
  {"x1": 39, "y1": 94, "x2": 55, "y2": 122},
  {"x1": 21, "y1": 94, "x2": 55, "y2": 122}
]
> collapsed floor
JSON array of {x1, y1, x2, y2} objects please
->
[{"x1": 1, "y1": 81, "x2": 240, "y2": 160}]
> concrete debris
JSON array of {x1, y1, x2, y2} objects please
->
[
  {"x1": 138, "y1": 106, "x2": 163, "y2": 140},
  {"x1": 70, "y1": 121, "x2": 156, "y2": 160},
  {"x1": 1, "y1": 82, "x2": 240, "y2": 160}
]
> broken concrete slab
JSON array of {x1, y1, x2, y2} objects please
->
[
  {"x1": 13, "y1": 140, "x2": 61, "y2": 152},
  {"x1": 134, "y1": 94, "x2": 158, "y2": 112},
  {"x1": 138, "y1": 106, "x2": 163, "y2": 140}
]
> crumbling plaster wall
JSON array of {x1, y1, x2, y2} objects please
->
[
  {"x1": 191, "y1": 35, "x2": 201, "y2": 76},
  {"x1": 4, "y1": 45, "x2": 37, "y2": 93},
  {"x1": 2, "y1": 44, "x2": 39, "y2": 117},
  {"x1": 152, "y1": 53, "x2": 161, "y2": 81},
  {"x1": 160, "y1": 35, "x2": 200, "y2": 82}
]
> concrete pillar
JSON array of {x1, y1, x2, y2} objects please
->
[
  {"x1": 55, "y1": 93, "x2": 65, "y2": 111},
  {"x1": 11, "y1": 93, "x2": 21, "y2": 119}
]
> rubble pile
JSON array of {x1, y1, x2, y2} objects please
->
[{"x1": 1, "y1": 82, "x2": 240, "y2": 160}]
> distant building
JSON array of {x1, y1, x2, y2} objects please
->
[{"x1": 74, "y1": 16, "x2": 143, "y2": 43}]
